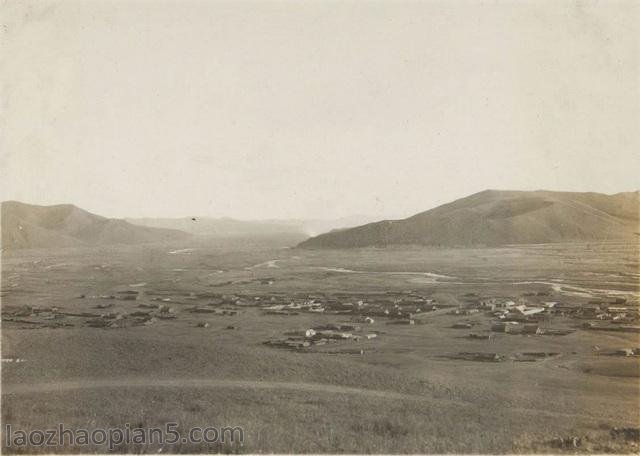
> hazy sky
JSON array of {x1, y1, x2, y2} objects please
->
[{"x1": 2, "y1": 0, "x2": 638, "y2": 220}]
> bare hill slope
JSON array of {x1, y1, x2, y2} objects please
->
[
  {"x1": 1, "y1": 201, "x2": 189, "y2": 249},
  {"x1": 297, "y1": 190, "x2": 640, "y2": 248}
]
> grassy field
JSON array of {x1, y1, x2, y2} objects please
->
[{"x1": 1, "y1": 238, "x2": 639, "y2": 453}]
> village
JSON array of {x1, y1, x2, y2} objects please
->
[{"x1": 3, "y1": 281, "x2": 639, "y2": 361}]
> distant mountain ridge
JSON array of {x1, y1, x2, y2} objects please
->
[
  {"x1": 297, "y1": 190, "x2": 640, "y2": 248},
  {"x1": 126, "y1": 215, "x2": 383, "y2": 237},
  {"x1": 125, "y1": 217, "x2": 301, "y2": 237},
  {"x1": 1, "y1": 201, "x2": 189, "y2": 249}
]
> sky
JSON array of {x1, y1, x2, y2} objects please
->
[{"x1": 1, "y1": 0, "x2": 638, "y2": 220}]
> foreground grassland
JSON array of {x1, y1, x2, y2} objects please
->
[{"x1": 2, "y1": 238, "x2": 639, "y2": 453}]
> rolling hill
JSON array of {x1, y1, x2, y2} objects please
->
[
  {"x1": 297, "y1": 190, "x2": 640, "y2": 248},
  {"x1": 1, "y1": 201, "x2": 189, "y2": 249}
]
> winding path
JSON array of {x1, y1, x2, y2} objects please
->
[{"x1": 1, "y1": 378, "x2": 419, "y2": 401}]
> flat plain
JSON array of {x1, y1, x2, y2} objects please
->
[{"x1": 1, "y1": 237, "x2": 639, "y2": 453}]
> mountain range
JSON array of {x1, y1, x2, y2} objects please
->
[
  {"x1": 297, "y1": 190, "x2": 639, "y2": 248},
  {"x1": 3, "y1": 190, "x2": 638, "y2": 250}
]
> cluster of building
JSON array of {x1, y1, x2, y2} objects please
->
[
  {"x1": 256, "y1": 292, "x2": 440, "y2": 322},
  {"x1": 265, "y1": 323, "x2": 379, "y2": 351},
  {"x1": 444, "y1": 351, "x2": 560, "y2": 363},
  {"x1": 448, "y1": 292, "x2": 640, "y2": 337}
]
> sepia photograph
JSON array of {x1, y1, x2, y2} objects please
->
[{"x1": 1, "y1": 0, "x2": 638, "y2": 454}]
